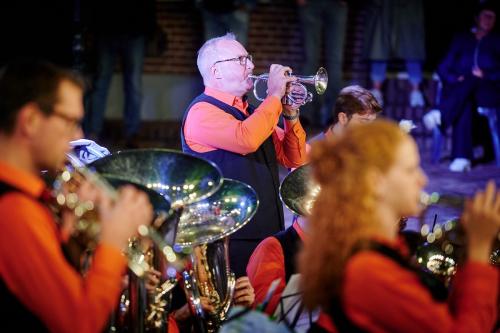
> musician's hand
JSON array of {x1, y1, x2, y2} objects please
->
[
  {"x1": 99, "y1": 185, "x2": 153, "y2": 250},
  {"x1": 267, "y1": 64, "x2": 296, "y2": 100},
  {"x1": 233, "y1": 276, "x2": 255, "y2": 307},
  {"x1": 173, "y1": 297, "x2": 215, "y2": 322},
  {"x1": 462, "y1": 180, "x2": 500, "y2": 262},
  {"x1": 145, "y1": 268, "x2": 162, "y2": 295},
  {"x1": 282, "y1": 104, "x2": 300, "y2": 123},
  {"x1": 58, "y1": 179, "x2": 103, "y2": 242},
  {"x1": 284, "y1": 82, "x2": 307, "y2": 110}
]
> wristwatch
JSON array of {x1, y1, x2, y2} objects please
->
[{"x1": 282, "y1": 111, "x2": 299, "y2": 121}]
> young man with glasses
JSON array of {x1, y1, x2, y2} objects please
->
[
  {"x1": 0, "y1": 60, "x2": 153, "y2": 332},
  {"x1": 181, "y1": 33, "x2": 307, "y2": 278}
]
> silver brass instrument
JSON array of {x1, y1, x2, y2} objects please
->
[
  {"x1": 89, "y1": 149, "x2": 224, "y2": 333},
  {"x1": 52, "y1": 159, "x2": 175, "y2": 277},
  {"x1": 416, "y1": 195, "x2": 500, "y2": 281},
  {"x1": 279, "y1": 164, "x2": 317, "y2": 217},
  {"x1": 249, "y1": 67, "x2": 328, "y2": 106},
  {"x1": 179, "y1": 178, "x2": 259, "y2": 333}
]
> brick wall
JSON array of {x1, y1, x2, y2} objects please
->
[
  {"x1": 110, "y1": 1, "x2": 440, "y2": 154},
  {"x1": 144, "y1": 0, "x2": 368, "y2": 80}
]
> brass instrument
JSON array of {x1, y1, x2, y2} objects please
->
[
  {"x1": 279, "y1": 164, "x2": 317, "y2": 217},
  {"x1": 89, "y1": 149, "x2": 224, "y2": 333},
  {"x1": 249, "y1": 67, "x2": 328, "y2": 106},
  {"x1": 416, "y1": 192, "x2": 500, "y2": 283},
  {"x1": 179, "y1": 178, "x2": 259, "y2": 333},
  {"x1": 52, "y1": 161, "x2": 175, "y2": 277}
]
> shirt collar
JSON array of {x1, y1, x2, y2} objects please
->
[
  {"x1": 204, "y1": 87, "x2": 248, "y2": 112},
  {"x1": 0, "y1": 160, "x2": 46, "y2": 198}
]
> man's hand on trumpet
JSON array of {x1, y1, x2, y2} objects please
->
[
  {"x1": 281, "y1": 83, "x2": 304, "y2": 122},
  {"x1": 267, "y1": 64, "x2": 296, "y2": 100}
]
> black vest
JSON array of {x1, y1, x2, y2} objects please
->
[
  {"x1": 0, "y1": 181, "x2": 50, "y2": 332},
  {"x1": 181, "y1": 93, "x2": 284, "y2": 239},
  {"x1": 273, "y1": 225, "x2": 302, "y2": 282}
]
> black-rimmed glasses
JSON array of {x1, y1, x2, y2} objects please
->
[
  {"x1": 213, "y1": 54, "x2": 253, "y2": 67},
  {"x1": 49, "y1": 111, "x2": 83, "y2": 131}
]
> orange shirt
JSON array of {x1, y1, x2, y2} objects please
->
[
  {"x1": 342, "y1": 244, "x2": 498, "y2": 333},
  {"x1": 183, "y1": 87, "x2": 307, "y2": 168},
  {"x1": 0, "y1": 161, "x2": 127, "y2": 333},
  {"x1": 247, "y1": 222, "x2": 305, "y2": 314}
]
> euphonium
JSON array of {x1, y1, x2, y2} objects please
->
[
  {"x1": 51, "y1": 155, "x2": 179, "y2": 277},
  {"x1": 249, "y1": 67, "x2": 328, "y2": 106},
  {"x1": 177, "y1": 178, "x2": 259, "y2": 333},
  {"x1": 183, "y1": 238, "x2": 236, "y2": 333}
]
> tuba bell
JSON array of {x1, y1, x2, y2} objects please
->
[
  {"x1": 178, "y1": 178, "x2": 259, "y2": 333},
  {"x1": 249, "y1": 67, "x2": 328, "y2": 106}
]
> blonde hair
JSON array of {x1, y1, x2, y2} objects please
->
[{"x1": 299, "y1": 120, "x2": 407, "y2": 311}]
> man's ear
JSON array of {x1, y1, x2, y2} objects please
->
[
  {"x1": 211, "y1": 65, "x2": 222, "y2": 80},
  {"x1": 17, "y1": 103, "x2": 42, "y2": 138},
  {"x1": 338, "y1": 112, "x2": 349, "y2": 126}
]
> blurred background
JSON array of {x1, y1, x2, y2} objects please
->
[{"x1": 0, "y1": 0, "x2": 494, "y2": 150}]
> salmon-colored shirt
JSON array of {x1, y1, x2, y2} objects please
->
[
  {"x1": 0, "y1": 161, "x2": 127, "y2": 333},
  {"x1": 183, "y1": 87, "x2": 307, "y2": 168},
  {"x1": 342, "y1": 242, "x2": 498, "y2": 333}
]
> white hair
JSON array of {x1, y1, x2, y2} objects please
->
[{"x1": 197, "y1": 32, "x2": 237, "y2": 84}]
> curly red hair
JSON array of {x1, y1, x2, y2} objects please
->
[{"x1": 299, "y1": 120, "x2": 408, "y2": 311}]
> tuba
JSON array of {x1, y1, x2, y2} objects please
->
[
  {"x1": 89, "y1": 149, "x2": 224, "y2": 332},
  {"x1": 177, "y1": 178, "x2": 259, "y2": 333},
  {"x1": 249, "y1": 67, "x2": 328, "y2": 106}
]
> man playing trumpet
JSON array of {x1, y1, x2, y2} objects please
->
[
  {"x1": 181, "y1": 33, "x2": 307, "y2": 278},
  {"x1": 0, "y1": 60, "x2": 154, "y2": 332}
]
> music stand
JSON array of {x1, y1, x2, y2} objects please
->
[{"x1": 273, "y1": 274, "x2": 319, "y2": 333}]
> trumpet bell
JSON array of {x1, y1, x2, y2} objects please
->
[{"x1": 314, "y1": 67, "x2": 328, "y2": 95}]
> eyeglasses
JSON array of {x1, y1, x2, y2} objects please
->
[
  {"x1": 49, "y1": 111, "x2": 83, "y2": 131},
  {"x1": 213, "y1": 54, "x2": 253, "y2": 67}
]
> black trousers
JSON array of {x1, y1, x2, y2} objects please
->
[{"x1": 439, "y1": 77, "x2": 500, "y2": 159}]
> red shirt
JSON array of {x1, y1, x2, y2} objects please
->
[
  {"x1": 0, "y1": 161, "x2": 127, "y2": 333},
  {"x1": 342, "y1": 242, "x2": 498, "y2": 333},
  {"x1": 246, "y1": 222, "x2": 336, "y2": 331},
  {"x1": 183, "y1": 87, "x2": 307, "y2": 168}
]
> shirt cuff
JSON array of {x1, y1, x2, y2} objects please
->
[{"x1": 284, "y1": 117, "x2": 305, "y2": 135}]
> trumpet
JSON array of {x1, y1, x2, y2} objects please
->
[{"x1": 248, "y1": 67, "x2": 328, "y2": 106}]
